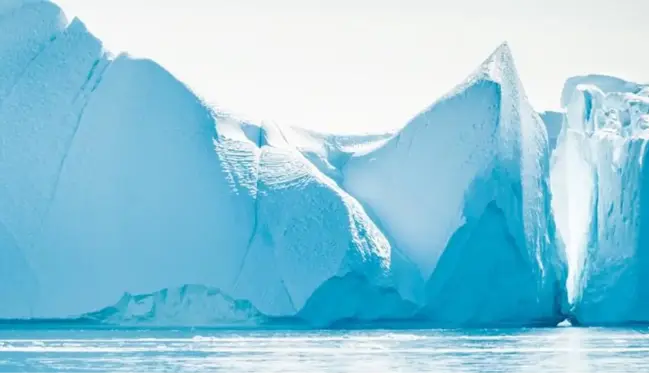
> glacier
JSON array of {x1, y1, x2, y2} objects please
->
[
  {"x1": 0, "y1": 0, "x2": 569, "y2": 327},
  {"x1": 551, "y1": 75, "x2": 649, "y2": 325}
]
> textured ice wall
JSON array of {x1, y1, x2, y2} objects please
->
[{"x1": 552, "y1": 75, "x2": 649, "y2": 325}]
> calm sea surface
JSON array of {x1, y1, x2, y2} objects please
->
[{"x1": 0, "y1": 326, "x2": 648, "y2": 372}]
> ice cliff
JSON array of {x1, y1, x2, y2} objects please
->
[
  {"x1": 0, "y1": 0, "x2": 567, "y2": 327},
  {"x1": 552, "y1": 75, "x2": 649, "y2": 325}
]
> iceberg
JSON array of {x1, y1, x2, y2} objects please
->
[
  {"x1": 552, "y1": 75, "x2": 649, "y2": 325},
  {"x1": 343, "y1": 44, "x2": 566, "y2": 326},
  {"x1": 0, "y1": 1, "x2": 566, "y2": 327}
]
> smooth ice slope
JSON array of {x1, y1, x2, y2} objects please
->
[
  {"x1": 0, "y1": 1, "x2": 567, "y2": 327},
  {"x1": 0, "y1": 1, "x2": 400, "y2": 326},
  {"x1": 552, "y1": 75, "x2": 649, "y2": 325},
  {"x1": 343, "y1": 44, "x2": 567, "y2": 326}
]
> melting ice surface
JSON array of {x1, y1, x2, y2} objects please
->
[{"x1": 0, "y1": 0, "x2": 567, "y2": 328}]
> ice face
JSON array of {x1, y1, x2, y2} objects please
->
[
  {"x1": 551, "y1": 74, "x2": 649, "y2": 325},
  {"x1": 0, "y1": 1, "x2": 567, "y2": 327},
  {"x1": 344, "y1": 44, "x2": 567, "y2": 326},
  {"x1": 0, "y1": 2, "x2": 401, "y2": 325}
]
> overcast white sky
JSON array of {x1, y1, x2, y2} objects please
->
[{"x1": 54, "y1": 0, "x2": 648, "y2": 133}]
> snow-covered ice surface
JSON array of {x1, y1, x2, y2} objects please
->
[
  {"x1": 0, "y1": 1, "x2": 568, "y2": 327},
  {"x1": 551, "y1": 75, "x2": 649, "y2": 325}
]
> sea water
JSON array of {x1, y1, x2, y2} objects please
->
[{"x1": 0, "y1": 326, "x2": 648, "y2": 372}]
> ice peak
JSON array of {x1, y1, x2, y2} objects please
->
[
  {"x1": 478, "y1": 41, "x2": 512, "y2": 66},
  {"x1": 66, "y1": 16, "x2": 89, "y2": 33},
  {"x1": 491, "y1": 41, "x2": 512, "y2": 59},
  {"x1": 479, "y1": 41, "x2": 518, "y2": 83}
]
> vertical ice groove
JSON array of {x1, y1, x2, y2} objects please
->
[
  {"x1": 553, "y1": 75, "x2": 649, "y2": 325},
  {"x1": 231, "y1": 144, "x2": 262, "y2": 290},
  {"x1": 40, "y1": 56, "x2": 113, "y2": 233}
]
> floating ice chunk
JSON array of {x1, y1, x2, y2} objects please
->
[{"x1": 84, "y1": 285, "x2": 265, "y2": 327}]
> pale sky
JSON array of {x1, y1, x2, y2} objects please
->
[{"x1": 54, "y1": 0, "x2": 648, "y2": 133}]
